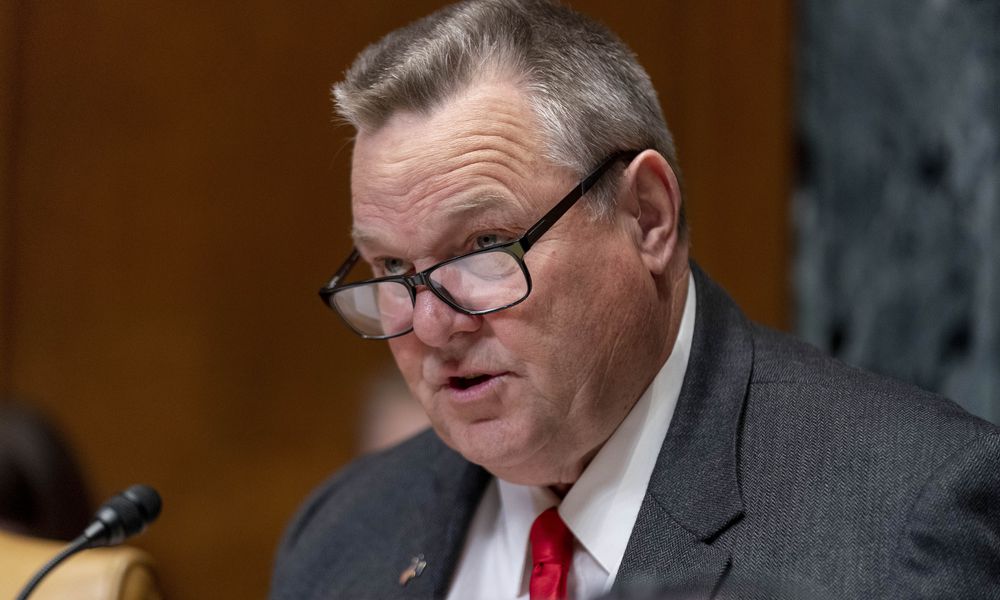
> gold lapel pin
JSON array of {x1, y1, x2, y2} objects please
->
[{"x1": 399, "y1": 554, "x2": 427, "y2": 586}]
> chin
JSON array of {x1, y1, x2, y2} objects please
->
[{"x1": 441, "y1": 417, "x2": 561, "y2": 483}]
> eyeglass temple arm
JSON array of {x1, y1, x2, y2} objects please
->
[
  {"x1": 520, "y1": 150, "x2": 640, "y2": 251},
  {"x1": 325, "y1": 248, "x2": 361, "y2": 289}
]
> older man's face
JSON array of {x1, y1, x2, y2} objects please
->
[{"x1": 350, "y1": 80, "x2": 660, "y2": 486}]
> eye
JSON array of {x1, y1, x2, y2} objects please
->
[
  {"x1": 379, "y1": 257, "x2": 410, "y2": 276},
  {"x1": 474, "y1": 233, "x2": 510, "y2": 250}
]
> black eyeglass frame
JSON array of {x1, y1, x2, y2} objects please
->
[{"x1": 319, "y1": 149, "x2": 642, "y2": 339}]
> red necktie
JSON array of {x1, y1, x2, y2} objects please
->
[{"x1": 529, "y1": 507, "x2": 574, "y2": 600}]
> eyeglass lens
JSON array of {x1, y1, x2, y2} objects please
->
[{"x1": 330, "y1": 248, "x2": 528, "y2": 337}]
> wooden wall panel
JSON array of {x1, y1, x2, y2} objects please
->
[
  {"x1": 1, "y1": 0, "x2": 19, "y2": 389},
  {"x1": 3, "y1": 2, "x2": 790, "y2": 598}
]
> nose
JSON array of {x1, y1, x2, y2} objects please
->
[{"x1": 410, "y1": 287, "x2": 482, "y2": 347}]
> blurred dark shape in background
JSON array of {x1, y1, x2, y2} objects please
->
[
  {"x1": 796, "y1": 0, "x2": 1000, "y2": 424},
  {"x1": 0, "y1": 401, "x2": 92, "y2": 540}
]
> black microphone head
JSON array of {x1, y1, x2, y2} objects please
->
[
  {"x1": 84, "y1": 484, "x2": 162, "y2": 547},
  {"x1": 123, "y1": 484, "x2": 162, "y2": 523}
]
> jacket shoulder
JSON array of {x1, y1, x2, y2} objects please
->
[
  {"x1": 270, "y1": 429, "x2": 458, "y2": 598},
  {"x1": 747, "y1": 323, "x2": 998, "y2": 442},
  {"x1": 729, "y1": 324, "x2": 1000, "y2": 595},
  {"x1": 280, "y1": 430, "x2": 445, "y2": 548}
]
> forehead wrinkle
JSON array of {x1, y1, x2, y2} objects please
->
[
  {"x1": 356, "y1": 142, "x2": 537, "y2": 222},
  {"x1": 356, "y1": 140, "x2": 533, "y2": 212},
  {"x1": 350, "y1": 80, "x2": 554, "y2": 254},
  {"x1": 353, "y1": 83, "x2": 546, "y2": 199},
  {"x1": 363, "y1": 94, "x2": 541, "y2": 172},
  {"x1": 447, "y1": 138, "x2": 536, "y2": 178},
  {"x1": 366, "y1": 127, "x2": 537, "y2": 189},
  {"x1": 415, "y1": 147, "x2": 536, "y2": 198}
]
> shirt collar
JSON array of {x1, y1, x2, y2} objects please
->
[{"x1": 498, "y1": 272, "x2": 697, "y2": 589}]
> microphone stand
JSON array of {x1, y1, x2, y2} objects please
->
[{"x1": 15, "y1": 535, "x2": 91, "y2": 600}]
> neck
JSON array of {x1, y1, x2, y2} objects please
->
[
  {"x1": 549, "y1": 483, "x2": 571, "y2": 499},
  {"x1": 543, "y1": 260, "x2": 691, "y2": 497}
]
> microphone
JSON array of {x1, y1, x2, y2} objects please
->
[
  {"x1": 84, "y1": 484, "x2": 162, "y2": 547},
  {"x1": 16, "y1": 484, "x2": 162, "y2": 600}
]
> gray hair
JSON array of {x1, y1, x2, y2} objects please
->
[{"x1": 333, "y1": 0, "x2": 683, "y2": 224}]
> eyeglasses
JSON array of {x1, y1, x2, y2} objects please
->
[{"x1": 319, "y1": 150, "x2": 640, "y2": 339}]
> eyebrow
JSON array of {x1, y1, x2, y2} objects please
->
[
  {"x1": 438, "y1": 192, "x2": 511, "y2": 219},
  {"x1": 350, "y1": 192, "x2": 516, "y2": 248}
]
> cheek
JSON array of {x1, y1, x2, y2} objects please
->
[
  {"x1": 540, "y1": 248, "x2": 646, "y2": 366},
  {"x1": 388, "y1": 339, "x2": 426, "y2": 393},
  {"x1": 525, "y1": 235, "x2": 638, "y2": 327},
  {"x1": 490, "y1": 252, "x2": 628, "y2": 381}
]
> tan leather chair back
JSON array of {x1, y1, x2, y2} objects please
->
[{"x1": 0, "y1": 530, "x2": 162, "y2": 600}]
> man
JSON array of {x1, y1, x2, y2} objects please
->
[{"x1": 270, "y1": 1, "x2": 1000, "y2": 598}]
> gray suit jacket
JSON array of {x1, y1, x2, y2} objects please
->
[{"x1": 271, "y1": 265, "x2": 1000, "y2": 599}]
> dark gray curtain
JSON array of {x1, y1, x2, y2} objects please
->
[{"x1": 795, "y1": 1, "x2": 1000, "y2": 424}]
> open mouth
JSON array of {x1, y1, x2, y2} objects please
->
[{"x1": 448, "y1": 374, "x2": 495, "y2": 390}]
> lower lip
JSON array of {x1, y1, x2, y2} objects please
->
[{"x1": 446, "y1": 373, "x2": 510, "y2": 404}]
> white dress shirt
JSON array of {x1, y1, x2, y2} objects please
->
[{"x1": 447, "y1": 274, "x2": 697, "y2": 600}]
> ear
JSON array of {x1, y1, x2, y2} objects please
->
[{"x1": 621, "y1": 150, "x2": 682, "y2": 275}]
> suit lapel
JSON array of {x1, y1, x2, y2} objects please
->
[
  {"x1": 394, "y1": 443, "x2": 491, "y2": 599},
  {"x1": 616, "y1": 264, "x2": 751, "y2": 594},
  {"x1": 615, "y1": 493, "x2": 732, "y2": 595}
]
